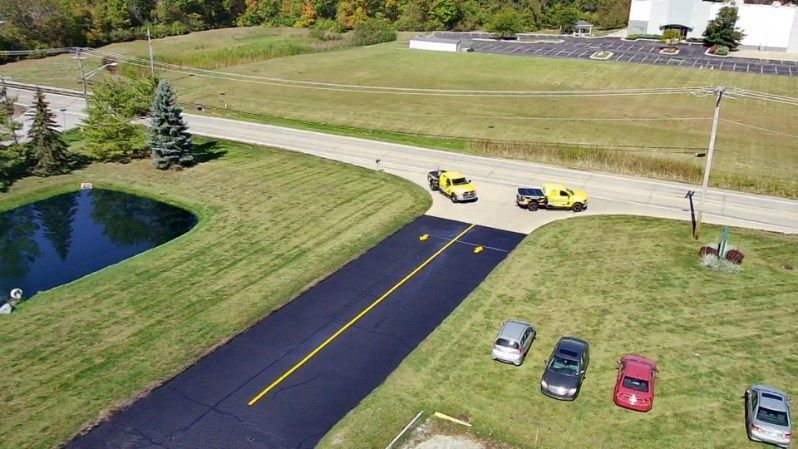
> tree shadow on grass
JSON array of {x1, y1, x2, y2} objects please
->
[{"x1": 193, "y1": 141, "x2": 228, "y2": 164}]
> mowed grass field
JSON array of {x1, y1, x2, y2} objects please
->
[
  {"x1": 0, "y1": 138, "x2": 429, "y2": 449},
  {"x1": 319, "y1": 216, "x2": 798, "y2": 449},
  {"x1": 2, "y1": 29, "x2": 797, "y2": 195}
]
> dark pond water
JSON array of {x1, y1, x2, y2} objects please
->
[{"x1": 0, "y1": 189, "x2": 196, "y2": 303}]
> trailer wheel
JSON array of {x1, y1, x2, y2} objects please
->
[{"x1": 571, "y1": 203, "x2": 584, "y2": 213}]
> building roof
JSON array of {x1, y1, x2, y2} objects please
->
[
  {"x1": 410, "y1": 35, "x2": 462, "y2": 44},
  {"x1": 575, "y1": 20, "x2": 594, "y2": 27}
]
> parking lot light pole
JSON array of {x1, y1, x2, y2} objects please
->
[{"x1": 694, "y1": 85, "x2": 725, "y2": 240}]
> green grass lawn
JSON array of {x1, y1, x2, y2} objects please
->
[
  {"x1": 0, "y1": 137, "x2": 429, "y2": 449},
  {"x1": 319, "y1": 216, "x2": 798, "y2": 449},
  {"x1": 2, "y1": 28, "x2": 796, "y2": 196}
]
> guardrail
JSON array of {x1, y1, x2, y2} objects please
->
[{"x1": 3, "y1": 80, "x2": 86, "y2": 98}]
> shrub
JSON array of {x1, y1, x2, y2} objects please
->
[
  {"x1": 699, "y1": 246, "x2": 718, "y2": 258},
  {"x1": 725, "y1": 249, "x2": 744, "y2": 265},
  {"x1": 315, "y1": 18, "x2": 347, "y2": 33},
  {"x1": 699, "y1": 253, "x2": 741, "y2": 274},
  {"x1": 351, "y1": 19, "x2": 396, "y2": 46},
  {"x1": 714, "y1": 45, "x2": 729, "y2": 56},
  {"x1": 628, "y1": 33, "x2": 661, "y2": 40}
]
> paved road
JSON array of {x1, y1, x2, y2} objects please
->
[
  {"x1": 433, "y1": 32, "x2": 798, "y2": 77},
  {"x1": 67, "y1": 216, "x2": 524, "y2": 449},
  {"x1": 9, "y1": 88, "x2": 798, "y2": 235}
]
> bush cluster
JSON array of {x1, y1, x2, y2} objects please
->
[{"x1": 351, "y1": 19, "x2": 397, "y2": 46}]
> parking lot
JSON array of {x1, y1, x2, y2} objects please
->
[{"x1": 433, "y1": 32, "x2": 798, "y2": 77}]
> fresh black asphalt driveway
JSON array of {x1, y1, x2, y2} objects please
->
[
  {"x1": 67, "y1": 215, "x2": 524, "y2": 449},
  {"x1": 433, "y1": 32, "x2": 798, "y2": 77}
]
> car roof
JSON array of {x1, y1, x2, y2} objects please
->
[
  {"x1": 499, "y1": 320, "x2": 531, "y2": 340},
  {"x1": 752, "y1": 385, "x2": 790, "y2": 412},
  {"x1": 555, "y1": 337, "x2": 588, "y2": 359}
]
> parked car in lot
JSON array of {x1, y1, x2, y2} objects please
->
[
  {"x1": 491, "y1": 320, "x2": 536, "y2": 366},
  {"x1": 745, "y1": 385, "x2": 792, "y2": 448},
  {"x1": 427, "y1": 170, "x2": 477, "y2": 202},
  {"x1": 613, "y1": 354, "x2": 657, "y2": 412},
  {"x1": 540, "y1": 336, "x2": 590, "y2": 400}
]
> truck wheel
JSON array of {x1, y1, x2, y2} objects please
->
[
  {"x1": 450, "y1": 193, "x2": 458, "y2": 203},
  {"x1": 527, "y1": 202, "x2": 539, "y2": 211},
  {"x1": 571, "y1": 203, "x2": 584, "y2": 213},
  {"x1": 429, "y1": 182, "x2": 438, "y2": 191}
]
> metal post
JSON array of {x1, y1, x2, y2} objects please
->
[
  {"x1": 147, "y1": 28, "x2": 155, "y2": 78},
  {"x1": 685, "y1": 190, "x2": 696, "y2": 237},
  {"x1": 694, "y1": 86, "x2": 724, "y2": 240},
  {"x1": 76, "y1": 49, "x2": 87, "y2": 101}
]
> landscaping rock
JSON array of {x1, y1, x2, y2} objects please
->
[{"x1": 0, "y1": 303, "x2": 13, "y2": 315}]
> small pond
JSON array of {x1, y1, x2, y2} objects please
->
[{"x1": 0, "y1": 189, "x2": 197, "y2": 303}]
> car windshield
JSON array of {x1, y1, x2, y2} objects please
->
[
  {"x1": 756, "y1": 406, "x2": 790, "y2": 427},
  {"x1": 566, "y1": 189, "x2": 574, "y2": 195},
  {"x1": 451, "y1": 178, "x2": 469, "y2": 185},
  {"x1": 549, "y1": 356, "x2": 580, "y2": 375},
  {"x1": 622, "y1": 376, "x2": 649, "y2": 392},
  {"x1": 496, "y1": 338, "x2": 519, "y2": 349}
]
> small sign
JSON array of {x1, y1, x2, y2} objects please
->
[{"x1": 80, "y1": 182, "x2": 93, "y2": 189}]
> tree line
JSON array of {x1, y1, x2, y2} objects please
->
[
  {"x1": 0, "y1": 0, "x2": 630, "y2": 51},
  {"x1": 0, "y1": 77, "x2": 197, "y2": 190}
]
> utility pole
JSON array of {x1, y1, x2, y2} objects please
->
[
  {"x1": 694, "y1": 85, "x2": 725, "y2": 240},
  {"x1": 147, "y1": 28, "x2": 155, "y2": 78},
  {"x1": 75, "y1": 48, "x2": 87, "y2": 101}
]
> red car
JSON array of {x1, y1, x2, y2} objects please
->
[{"x1": 613, "y1": 354, "x2": 658, "y2": 412}]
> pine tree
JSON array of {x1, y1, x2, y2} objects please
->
[
  {"x1": 148, "y1": 79, "x2": 194, "y2": 170},
  {"x1": 0, "y1": 78, "x2": 22, "y2": 145},
  {"x1": 26, "y1": 88, "x2": 71, "y2": 176}
]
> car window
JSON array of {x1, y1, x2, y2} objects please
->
[
  {"x1": 452, "y1": 178, "x2": 469, "y2": 185},
  {"x1": 622, "y1": 376, "x2": 650, "y2": 392},
  {"x1": 496, "y1": 338, "x2": 519, "y2": 349},
  {"x1": 549, "y1": 356, "x2": 580, "y2": 375},
  {"x1": 559, "y1": 190, "x2": 569, "y2": 196},
  {"x1": 756, "y1": 406, "x2": 789, "y2": 426},
  {"x1": 567, "y1": 189, "x2": 574, "y2": 195}
]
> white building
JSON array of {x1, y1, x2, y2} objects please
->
[
  {"x1": 628, "y1": 0, "x2": 798, "y2": 52},
  {"x1": 408, "y1": 36, "x2": 463, "y2": 52}
]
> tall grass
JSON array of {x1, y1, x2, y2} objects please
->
[
  {"x1": 156, "y1": 37, "x2": 350, "y2": 69},
  {"x1": 467, "y1": 140, "x2": 796, "y2": 198}
]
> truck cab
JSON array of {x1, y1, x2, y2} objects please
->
[
  {"x1": 541, "y1": 183, "x2": 588, "y2": 212},
  {"x1": 428, "y1": 170, "x2": 477, "y2": 203}
]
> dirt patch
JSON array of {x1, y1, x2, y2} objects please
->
[{"x1": 399, "y1": 417, "x2": 514, "y2": 449}]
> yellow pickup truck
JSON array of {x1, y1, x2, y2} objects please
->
[
  {"x1": 517, "y1": 183, "x2": 588, "y2": 212},
  {"x1": 427, "y1": 170, "x2": 477, "y2": 203}
]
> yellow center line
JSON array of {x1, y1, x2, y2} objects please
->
[{"x1": 248, "y1": 223, "x2": 476, "y2": 406}]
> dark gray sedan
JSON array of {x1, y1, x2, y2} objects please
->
[{"x1": 540, "y1": 336, "x2": 590, "y2": 401}]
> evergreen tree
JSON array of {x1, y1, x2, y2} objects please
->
[
  {"x1": 703, "y1": 6, "x2": 745, "y2": 50},
  {"x1": 26, "y1": 88, "x2": 71, "y2": 176},
  {"x1": 148, "y1": 79, "x2": 194, "y2": 169},
  {"x1": 0, "y1": 79, "x2": 22, "y2": 145}
]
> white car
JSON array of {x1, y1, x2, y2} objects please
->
[
  {"x1": 746, "y1": 385, "x2": 792, "y2": 448},
  {"x1": 491, "y1": 320, "x2": 536, "y2": 366}
]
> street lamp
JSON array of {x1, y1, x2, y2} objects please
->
[{"x1": 74, "y1": 50, "x2": 117, "y2": 100}]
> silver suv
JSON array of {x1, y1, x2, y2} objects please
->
[
  {"x1": 491, "y1": 320, "x2": 536, "y2": 366},
  {"x1": 746, "y1": 385, "x2": 792, "y2": 448}
]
